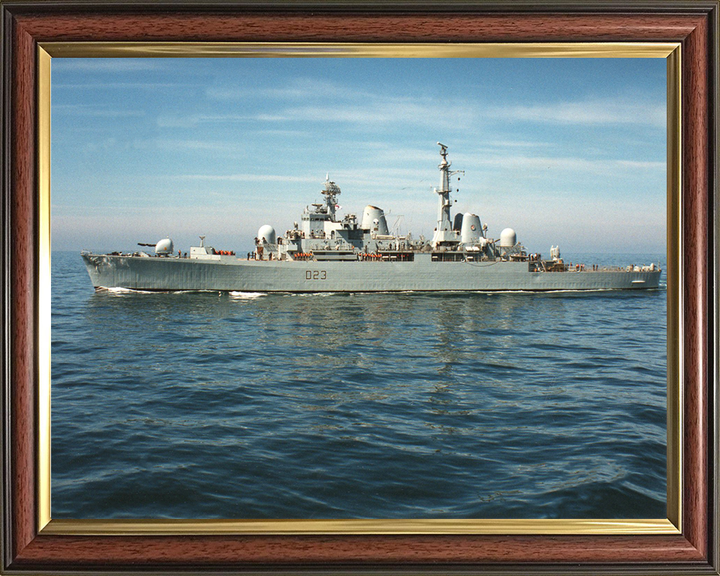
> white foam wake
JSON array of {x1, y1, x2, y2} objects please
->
[
  {"x1": 229, "y1": 291, "x2": 266, "y2": 299},
  {"x1": 100, "y1": 286, "x2": 156, "y2": 295}
]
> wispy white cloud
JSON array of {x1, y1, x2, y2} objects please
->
[
  {"x1": 53, "y1": 104, "x2": 146, "y2": 118},
  {"x1": 482, "y1": 140, "x2": 553, "y2": 149},
  {"x1": 156, "y1": 113, "x2": 257, "y2": 128},
  {"x1": 275, "y1": 99, "x2": 477, "y2": 128},
  {"x1": 52, "y1": 59, "x2": 163, "y2": 73},
  {"x1": 208, "y1": 76, "x2": 474, "y2": 128},
  {"x1": 141, "y1": 138, "x2": 249, "y2": 154},
  {"x1": 205, "y1": 77, "x2": 368, "y2": 102},
  {"x1": 162, "y1": 152, "x2": 663, "y2": 200},
  {"x1": 471, "y1": 154, "x2": 665, "y2": 174},
  {"x1": 487, "y1": 98, "x2": 665, "y2": 128},
  {"x1": 171, "y1": 167, "x2": 435, "y2": 190},
  {"x1": 159, "y1": 98, "x2": 474, "y2": 129},
  {"x1": 53, "y1": 82, "x2": 193, "y2": 90},
  {"x1": 615, "y1": 160, "x2": 667, "y2": 170},
  {"x1": 157, "y1": 112, "x2": 320, "y2": 128},
  {"x1": 51, "y1": 58, "x2": 667, "y2": 253},
  {"x1": 207, "y1": 74, "x2": 664, "y2": 130},
  {"x1": 255, "y1": 113, "x2": 289, "y2": 122},
  {"x1": 171, "y1": 173, "x2": 318, "y2": 183}
]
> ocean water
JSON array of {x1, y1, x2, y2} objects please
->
[{"x1": 51, "y1": 251, "x2": 667, "y2": 519}]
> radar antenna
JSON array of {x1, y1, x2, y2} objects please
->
[
  {"x1": 321, "y1": 175, "x2": 342, "y2": 221},
  {"x1": 437, "y1": 141, "x2": 448, "y2": 159}
]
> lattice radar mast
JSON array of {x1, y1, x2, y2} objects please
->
[{"x1": 433, "y1": 142, "x2": 465, "y2": 245}]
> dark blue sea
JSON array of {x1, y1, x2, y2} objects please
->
[{"x1": 51, "y1": 251, "x2": 667, "y2": 519}]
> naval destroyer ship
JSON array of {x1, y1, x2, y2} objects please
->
[{"x1": 81, "y1": 143, "x2": 662, "y2": 292}]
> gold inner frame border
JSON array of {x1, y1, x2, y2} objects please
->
[{"x1": 36, "y1": 41, "x2": 682, "y2": 536}]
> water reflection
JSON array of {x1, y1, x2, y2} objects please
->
[{"x1": 56, "y1": 276, "x2": 668, "y2": 519}]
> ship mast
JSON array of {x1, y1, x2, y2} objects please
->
[
  {"x1": 321, "y1": 174, "x2": 342, "y2": 221},
  {"x1": 432, "y1": 142, "x2": 464, "y2": 246}
]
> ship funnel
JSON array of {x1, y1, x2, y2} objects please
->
[
  {"x1": 257, "y1": 224, "x2": 276, "y2": 244},
  {"x1": 460, "y1": 213, "x2": 482, "y2": 244},
  {"x1": 361, "y1": 205, "x2": 389, "y2": 235},
  {"x1": 155, "y1": 237, "x2": 174, "y2": 255}
]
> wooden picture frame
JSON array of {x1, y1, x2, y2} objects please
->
[{"x1": 1, "y1": 1, "x2": 718, "y2": 573}]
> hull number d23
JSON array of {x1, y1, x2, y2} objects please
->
[{"x1": 306, "y1": 270, "x2": 327, "y2": 280}]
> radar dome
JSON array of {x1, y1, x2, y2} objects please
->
[
  {"x1": 499, "y1": 228, "x2": 517, "y2": 247},
  {"x1": 155, "y1": 237, "x2": 174, "y2": 255},
  {"x1": 257, "y1": 224, "x2": 276, "y2": 244}
]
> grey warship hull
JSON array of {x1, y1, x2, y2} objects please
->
[
  {"x1": 81, "y1": 144, "x2": 662, "y2": 293},
  {"x1": 82, "y1": 252, "x2": 662, "y2": 292}
]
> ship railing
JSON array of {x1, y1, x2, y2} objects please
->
[
  {"x1": 549, "y1": 264, "x2": 658, "y2": 273},
  {"x1": 359, "y1": 252, "x2": 415, "y2": 262}
]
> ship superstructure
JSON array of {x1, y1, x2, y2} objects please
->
[{"x1": 82, "y1": 143, "x2": 662, "y2": 292}]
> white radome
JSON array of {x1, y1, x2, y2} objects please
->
[
  {"x1": 499, "y1": 228, "x2": 517, "y2": 247},
  {"x1": 258, "y1": 224, "x2": 277, "y2": 244},
  {"x1": 155, "y1": 237, "x2": 174, "y2": 255}
]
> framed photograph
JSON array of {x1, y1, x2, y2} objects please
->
[{"x1": 2, "y1": 1, "x2": 717, "y2": 574}]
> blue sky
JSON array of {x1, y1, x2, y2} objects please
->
[{"x1": 51, "y1": 57, "x2": 666, "y2": 254}]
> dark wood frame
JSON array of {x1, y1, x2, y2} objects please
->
[{"x1": 1, "y1": 1, "x2": 718, "y2": 573}]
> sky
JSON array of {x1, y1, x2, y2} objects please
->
[{"x1": 51, "y1": 57, "x2": 666, "y2": 255}]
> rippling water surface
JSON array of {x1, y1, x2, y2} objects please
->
[{"x1": 51, "y1": 251, "x2": 667, "y2": 519}]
